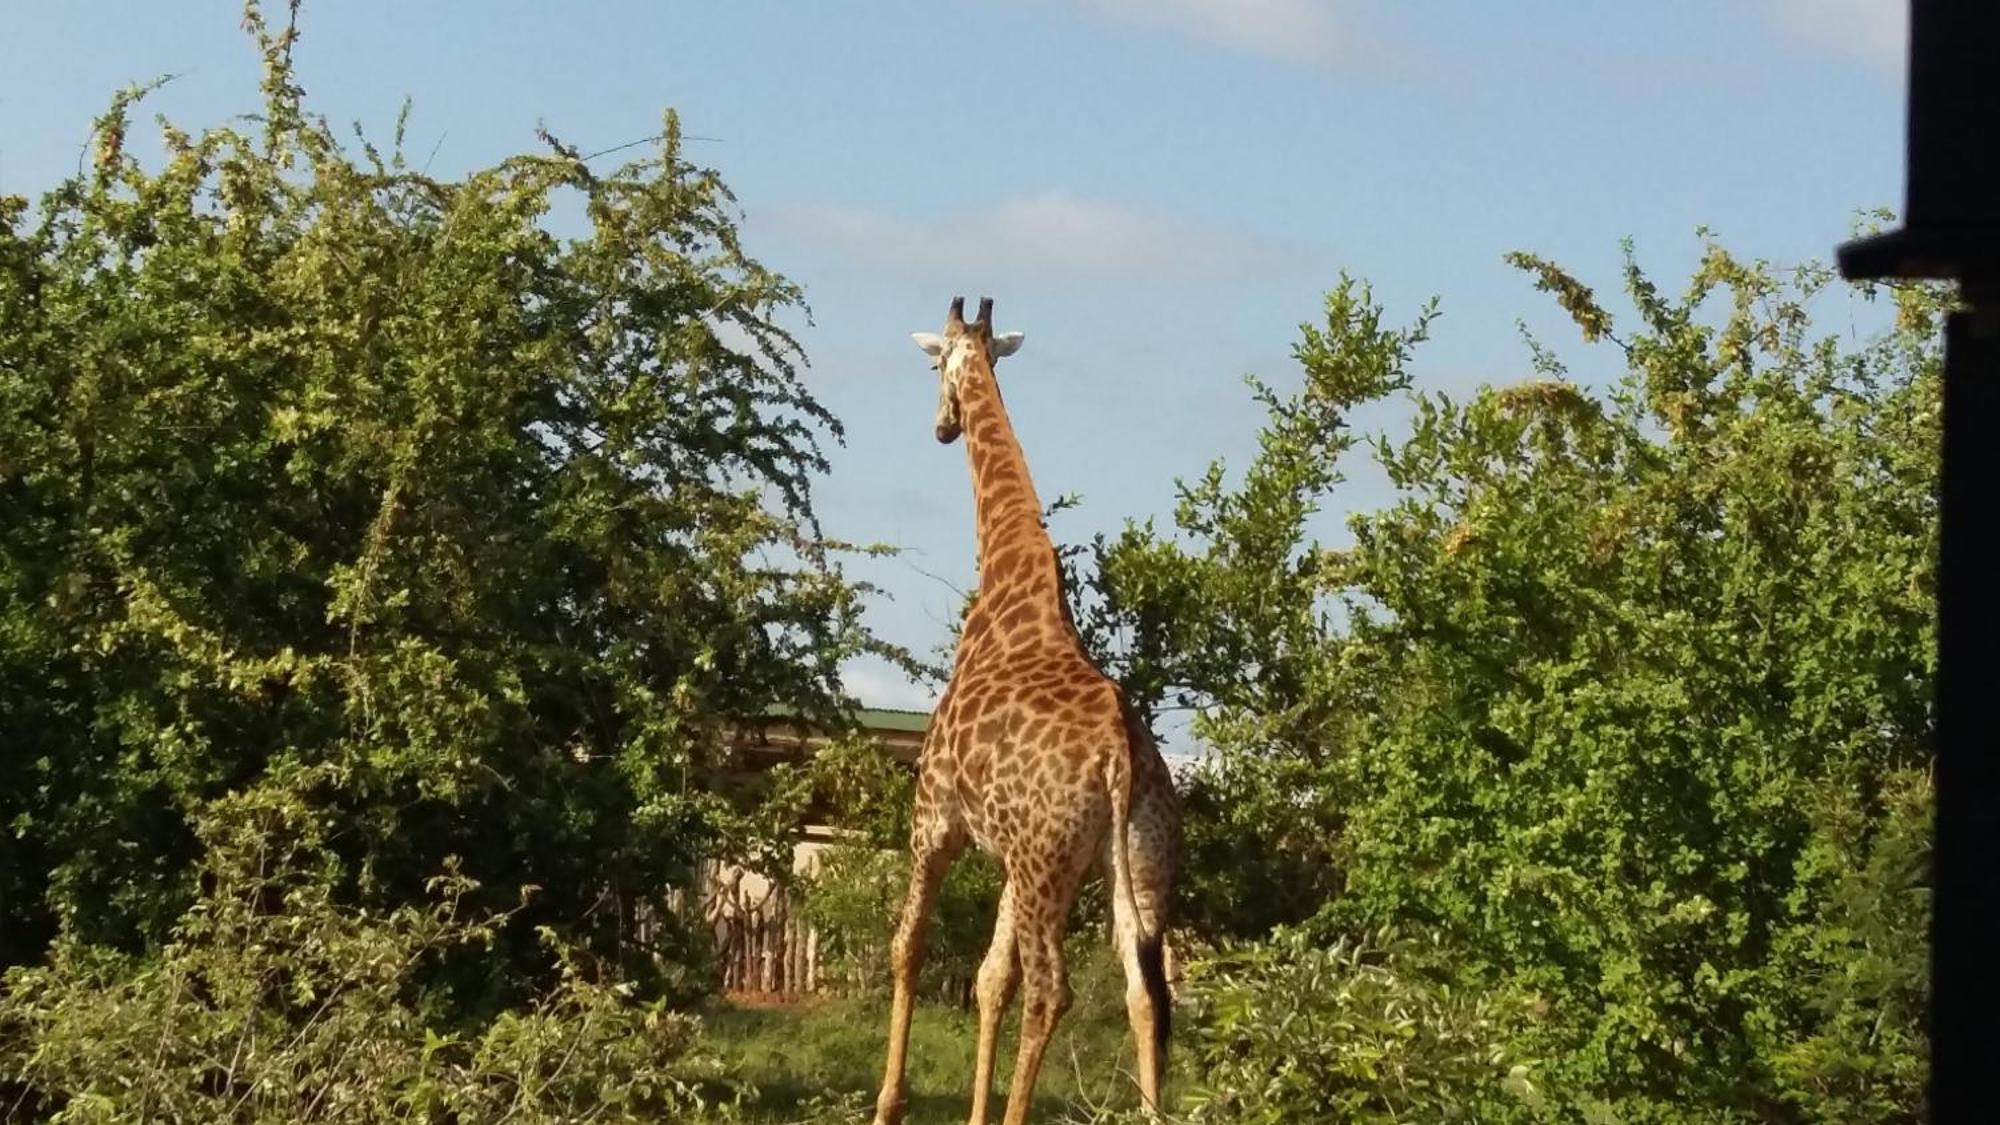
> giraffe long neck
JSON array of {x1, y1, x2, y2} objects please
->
[{"x1": 956, "y1": 358, "x2": 1063, "y2": 609}]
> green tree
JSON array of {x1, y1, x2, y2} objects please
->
[
  {"x1": 1077, "y1": 231, "x2": 1938, "y2": 1120},
  {"x1": 1070, "y1": 279, "x2": 1432, "y2": 942},
  {"x1": 0, "y1": 2, "x2": 897, "y2": 1008}
]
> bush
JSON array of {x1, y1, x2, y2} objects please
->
[
  {"x1": 0, "y1": 0, "x2": 900, "y2": 1006},
  {"x1": 801, "y1": 844, "x2": 1005, "y2": 1007},
  {"x1": 1074, "y1": 231, "x2": 1939, "y2": 1120},
  {"x1": 1175, "y1": 929, "x2": 1546, "y2": 1125},
  {"x1": 1765, "y1": 767, "x2": 1931, "y2": 1120},
  {"x1": 0, "y1": 773, "x2": 744, "y2": 1123}
]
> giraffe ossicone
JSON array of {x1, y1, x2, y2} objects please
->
[{"x1": 872, "y1": 296, "x2": 1180, "y2": 1125}]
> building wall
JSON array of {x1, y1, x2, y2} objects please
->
[
  {"x1": 699, "y1": 710, "x2": 922, "y2": 995},
  {"x1": 698, "y1": 828, "x2": 864, "y2": 995}
]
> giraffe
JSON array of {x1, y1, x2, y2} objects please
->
[{"x1": 872, "y1": 297, "x2": 1180, "y2": 1125}]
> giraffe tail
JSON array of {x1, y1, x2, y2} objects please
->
[{"x1": 1107, "y1": 727, "x2": 1171, "y2": 1077}]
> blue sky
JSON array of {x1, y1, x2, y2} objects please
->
[{"x1": 2, "y1": 1, "x2": 1906, "y2": 732}]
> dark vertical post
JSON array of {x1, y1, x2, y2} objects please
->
[
  {"x1": 1933, "y1": 288, "x2": 1997, "y2": 1119},
  {"x1": 1837, "y1": 4, "x2": 2000, "y2": 1120}
]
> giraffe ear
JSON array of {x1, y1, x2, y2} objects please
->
[
  {"x1": 991, "y1": 332, "x2": 1025, "y2": 358},
  {"x1": 911, "y1": 332, "x2": 946, "y2": 358}
]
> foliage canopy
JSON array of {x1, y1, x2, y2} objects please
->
[
  {"x1": 0, "y1": 3, "x2": 893, "y2": 1007},
  {"x1": 1075, "y1": 234, "x2": 1938, "y2": 1121}
]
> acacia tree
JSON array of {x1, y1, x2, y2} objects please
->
[
  {"x1": 1076, "y1": 233, "x2": 1937, "y2": 1121},
  {"x1": 0, "y1": 3, "x2": 896, "y2": 1006}
]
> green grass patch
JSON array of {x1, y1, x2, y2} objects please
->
[{"x1": 702, "y1": 946, "x2": 1148, "y2": 1123}]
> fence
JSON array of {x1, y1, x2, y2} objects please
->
[{"x1": 700, "y1": 859, "x2": 823, "y2": 996}]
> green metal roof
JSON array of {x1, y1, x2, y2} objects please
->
[
  {"x1": 757, "y1": 703, "x2": 930, "y2": 733},
  {"x1": 854, "y1": 707, "x2": 930, "y2": 732}
]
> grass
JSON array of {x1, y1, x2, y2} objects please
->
[{"x1": 701, "y1": 945, "x2": 1149, "y2": 1124}]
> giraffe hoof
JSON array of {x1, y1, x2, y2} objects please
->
[{"x1": 873, "y1": 1091, "x2": 907, "y2": 1125}]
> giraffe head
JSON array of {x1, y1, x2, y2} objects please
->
[{"x1": 911, "y1": 296, "x2": 1024, "y2": 444}]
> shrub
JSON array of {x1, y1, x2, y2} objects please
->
[
  {"x1": 0, "y1": 773, "x2": 745, "y2": 1123},
  {"x1": 1172, "y1": 928, "x2": 1545, "y2": 1125},
  {"x1": 801, "y1": 844, "x2": 1004, "y2": 1007},
  {"x1": 1074, "y1": 232, "x2": 1939, "y2": 1119}
]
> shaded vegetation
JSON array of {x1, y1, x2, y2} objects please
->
[{"x1": 1, "y1": 775, "x2": 745, "y2": 1123}]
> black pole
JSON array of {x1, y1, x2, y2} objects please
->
[
  {"x1": 1837, "y1": 4, "x2": 2000, "y2": 1121},
  {"x1": 1832, "y1": 4, "x2": 2000, "y2": 1112},
  {"x1": 1929, "y1": 286, "x2": 1996, "y2": 1122}
]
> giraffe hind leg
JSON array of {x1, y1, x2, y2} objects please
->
[
  {"x1": 1109, "y1": 850, "x2": 1171, "y2": 1114},
  {"x1": 998, "y1": 838, "x2": 1094, "y2": 1125},
  {"x1": 873, "y1": 824, "x2": 963, "y2": 1125},
  {"x1": 968, "y1": 879, "x2": 1020, "y2": 1125},
  {"x1": 1112, "y1": 770, "x2": 1177, "y2": 1113},
  {"x1": 999, "y1": 905, "x2": 1071, "y2": 1125}
]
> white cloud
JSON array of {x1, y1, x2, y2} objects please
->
[
  {"x1": 767, "y1": 192, "x2": 1311, "y2": 287},
  {"x1": 1766, "y1": 0, "x2": 1907, "y2": 74},
  {"x1": 1068, "y1": 0, "x2": 1366, "y2": 68},
  {"x1": 842, "y1": 658, "x2": 940, "y2": 712}
]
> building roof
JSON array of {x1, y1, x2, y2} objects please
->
[
  {"x1": 852, "y1": 707, "x2": 930, "y2": 732},
  {"x1": 758, "y1": 702, "x2": 930, "y2": 734}
]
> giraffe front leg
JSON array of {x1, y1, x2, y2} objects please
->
[
  {"x1": 874, "y1": 826, "x2": 961, "y2": 1125},
  {"x1": 968, "y1": 880, "x2": 1019, "y2": 1125}
]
